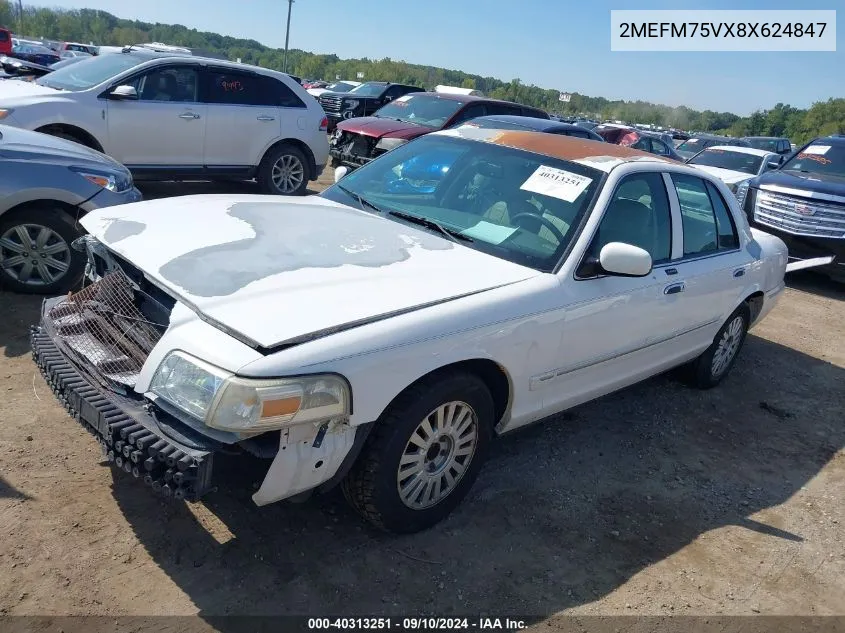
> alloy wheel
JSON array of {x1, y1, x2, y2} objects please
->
[
  {"x1": 397, "y1": 401, "x2": 479, "y2": 510},
  {"x1": 711, "y1": 315, "x2": 744, "y2": 378},
  {"x1": 270, "y1": 154, "x2": 305, "y2": 194}
]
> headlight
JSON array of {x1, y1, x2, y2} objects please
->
[
  {"x1": 149, "y1": 351, "x2": 351, "y2": 434},
  {"x1": 375, "y1": 137, "x2": 408, "y2": 152},
  {"x1": 735, "y1": 180, "x2": 750, "y2": 207},
  {"x1": 343, "y1": 99, "x2": 360, "y2": 110},
  {"x1": 0, "y1": 108, "x2": 14, "y2": 120},
  {"x1": 70, "y1": 167, "x2": 133, "y2": 192}
]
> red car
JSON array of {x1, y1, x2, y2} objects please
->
[
  {"x1": 0, "y1": 27, "x2": 12, "y2": 56},
  {"x1": 594, "y1": 124, "x2": 683, "y2": 161},
  {"x1": 330, "y1": 92, "x2": 549, "y2": 168}
]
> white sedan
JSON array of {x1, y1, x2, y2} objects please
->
[
  {"x1": 32, "y1": 129, "x2": 788, "y2": 534},
  {"x1": 685, "y1": 145, "x2": 782, "y2": 195}
]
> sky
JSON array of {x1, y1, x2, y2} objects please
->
[{"x1": 33, "y1": 0, "x2": 843, "y2": 115}]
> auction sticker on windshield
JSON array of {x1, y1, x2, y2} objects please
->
[
  {"x1": 520, "y1": 166, "x2": 593, "y2": 202},
  {"x1": 803, "y1": 145, "x2": 830, "y2": 155}
]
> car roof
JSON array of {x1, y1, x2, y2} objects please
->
[
  {"x1": 742, "y1": 136, "x2": 788, "y2": 141},
  {"x1": 408, "y1": 93, "x2": 541, "y2": 108},
  {"x1": 815, "y1": 135, "x2": 845, "y2": 145},
  {"x1": 434, "y1": 127, "x2": 672, "y2": 173},
  {"x1": 122, "y1": 49, "x2": 292, "y2": 78},
  {"x1": 466, "y1": 115, "x2": 578, "y2": 131},
  {"x1": 705, "y1": 145, "x2": 775, "y2": 157}
]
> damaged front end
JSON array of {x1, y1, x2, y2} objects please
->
[
  {"x1": 31, "y1": 237, "x2": 364, "y2": 506},
  {"x1": 31, "y1": 265, "x2": 220, "y2": 500}
]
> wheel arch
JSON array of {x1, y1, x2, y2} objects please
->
[
  {"x1": 375, "y1": 358, "x2": 513, "y2": 432},
  {"x1": 743, "y1": 290, "x2": 765, "y2": 324},
  {"x1": 1, "y1": 198, "x2": 83, "y2": 223},
  {"x1": 260, "y1": 138, "x2": 317, "y2": 181},
  {"x1": 35, "y1": 123, "x2": 104, "y2": 153}
]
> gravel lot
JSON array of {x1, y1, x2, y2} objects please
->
[{"x1": 0, "y1": 175, "x2": 843, "y2": 625}]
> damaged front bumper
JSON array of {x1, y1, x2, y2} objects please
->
[{"x1": 31, "y1": 314, "x2": 216, "y2": 501}]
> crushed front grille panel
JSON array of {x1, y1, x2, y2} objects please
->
[
  {"x1": 42, "y1": 270, "x2": 165, "y2": 391},
  {"x1": 31, "y1": 324, "x2": 214, "y2": 501}
]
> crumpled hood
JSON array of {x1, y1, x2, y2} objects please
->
[
  {"x1": 80, "y1": 194, "x2": 539, "y2": 350},
  {"x1": 336, "y1": 116, "x2": 428, "y2": 140},
  {"x1": 691, "y1": 165, "x2": 753, "y2": 185}
]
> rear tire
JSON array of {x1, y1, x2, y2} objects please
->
[
  {"x1": 342, "y1": 371, "x2": 493, "y2": 534},
  {"x1": 683, "y1": 305, "x2": 750, "y2": 389},
  {"x1": 0, "y1": 206, "x2": 86, "y2": 294},
  {"x1": 257, "y1": 144, "x2": 309, "y2": 196}
]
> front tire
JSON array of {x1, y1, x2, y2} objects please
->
[
  {"x1": 684, "y1": 305, "x2": 750, "y2": 389},
  {"x1": 0, "y1": 206, "x2": 86, "y2": 294},
  {"x1": 342, "y1": 371, "x2": 494, "y2": 534},
  {"x1": 257, "y1": 144, "x2": 309, "y2": 196}
]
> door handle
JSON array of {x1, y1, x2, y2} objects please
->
[
  {"x1": 733, "y1": 268, "x2": 745, "y2": 278},
  {"x1": 665, "y1": 267, "x2": 678, "y2": 276},
  {"x1": 178, "y1": 112, "x2": 200, "y2": 120},
  {"x1": 664, "y1": 282, "x2": 685, "y2": 295},
  {"x1": 257, "y1": 115, "x2": 276, "y2": 121}
]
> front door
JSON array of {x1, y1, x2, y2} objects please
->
[
  {"x1": 537, "y1": 171, "x2": 682, "y2": 417},
  {"x1": 105, "y1": 64, "x2": 206, "y2": 168}
]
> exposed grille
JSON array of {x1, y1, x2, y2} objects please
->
[
  {"x1": 320, "y1": 95, "x2": 344, "y2": 115},
  {"x1": 754, "y1": 190, "x2": 845, "y2": 239},
  {"x1": 43, "y1": 270, "x2": 167, "y2": 390},
  {"x1": 331, "y1": 131, "x2": 377, "y2": 160}
]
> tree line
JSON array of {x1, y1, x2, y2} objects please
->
[{"x1": 2, "y1": 2, "x2": 843, "y2": 144}]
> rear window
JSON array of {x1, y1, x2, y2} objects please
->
[{"x1": 205, "y1": 71, "x2": 305, "y2": 108}]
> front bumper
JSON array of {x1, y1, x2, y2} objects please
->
[
  {"x1": 31, "y1": 301, "x2": 217, "y2": 501},
  {"x1": 329, "y1": 147, "x2": 375, "y2": 168},
  {"x1": 749, "y1": 219, "x2": 845, "y2": 280}
]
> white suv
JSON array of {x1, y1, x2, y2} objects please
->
[{"x1": 0, "y1": 49, "x2": 329, "y2": 195}]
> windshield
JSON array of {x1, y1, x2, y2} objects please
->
[
  {"x1": 677, "y1": 138, "x2": 718, "y2": 152},
  {"x1": 327, "y1": 81, "x2": 355, "y2": 92},
  {"x1": 780, "y1": 142, "x2": 845, "y2": 178},
  {"x1": 745, "y1": 138, "x2": 780, "y2": 152},
  {"x1": 320, "y1": 135, "x2": 602, "y2": 271},
  {"x1": 348, "y1": 82, "x2": 388, "y2": 97},
  {"x1": 36, "y1": 52, "x2": 145, "y2": 91},
  {"x1": 688, "y1": 149, "x2": 764, "y2": 174},
  {"x1": 374, "y1": 94, "x2": 464, "y2": 129}
]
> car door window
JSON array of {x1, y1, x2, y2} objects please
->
[
  {"x1": 450, "y1": 103, "x2": 487, "y2": 126},
  {"x1": 383, "y1": 85, "x2": 409, "y2": 101},
  {"x1": 631, "y1": 137, "x2": 652, "y2": 153},
  {"x1": 671, "y1": 174, "x2": 724, "y2": 257},
  {"x1": 650, "y1": 140, "x2": 670, "y2": 156},
  {"x1": 204, "y1": 70, "x2": 302, "y2": 107},
  {"x1": 486, "y1": 103, "x2": 522, "y2": 116},
  {"x1": 588, "y1": 172, "x2": 672, "y2": 265},
  {"x1": 704, "y1": 181, "x2": 739, "y2": 250},
  {"x1": 131, "y1": 66, "x2": 199, "y2": 103}
]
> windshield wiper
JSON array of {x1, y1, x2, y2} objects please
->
[
  {"x1": 387, "y1": 210, "x2": 473, "y2": 243},
  {"x1": 336, "y1": 184, "x2": 386, "y2": 214},
  {"x1": 335, "y1": 184, "x2": 472, "y2": 243}
]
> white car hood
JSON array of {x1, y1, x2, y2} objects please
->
[
  {"x1": 80, "y1": 194, "x2": 540, "y2": 350},
  {"x1": 691, "y1": 165, "x2": 753, "y2": 185}
]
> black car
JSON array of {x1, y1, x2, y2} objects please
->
[
  {"x1": 10, "y1": 44, "x2": 60, "y2": 66},
  {"x1": 738, "y1": 134, "x2": 845, "y2": 282},
  {"x1": 460, "y1": 115, "x2": 605, "y2": 141},
  {"x1": 742, "y1": 136, "x2": 793, "y2": 156},
  {"x1": 319, "y1": 81, "x2": 424, "y2": 131},
  {"x1": 675, "y1": 134, "x2": 751, "y2": 160}
]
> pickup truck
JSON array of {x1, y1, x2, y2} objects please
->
[{"x1": 319, "y1": 81, "x2": 424, "y2": 132}]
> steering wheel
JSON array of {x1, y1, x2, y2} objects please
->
[{"x1": 509, "y1": 211, "x2": 567, "y2": 245}]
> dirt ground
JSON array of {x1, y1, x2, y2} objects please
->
[{"x1": 0, "y1": 175, "x2": 843, "y2": 627}]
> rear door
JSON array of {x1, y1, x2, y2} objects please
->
[
  {"x1": 661, "y1": 173, "x2": 753, "y2": 352},
  {"x1": 202, "y1": 69, "x2": 303, "y2": 169}
]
